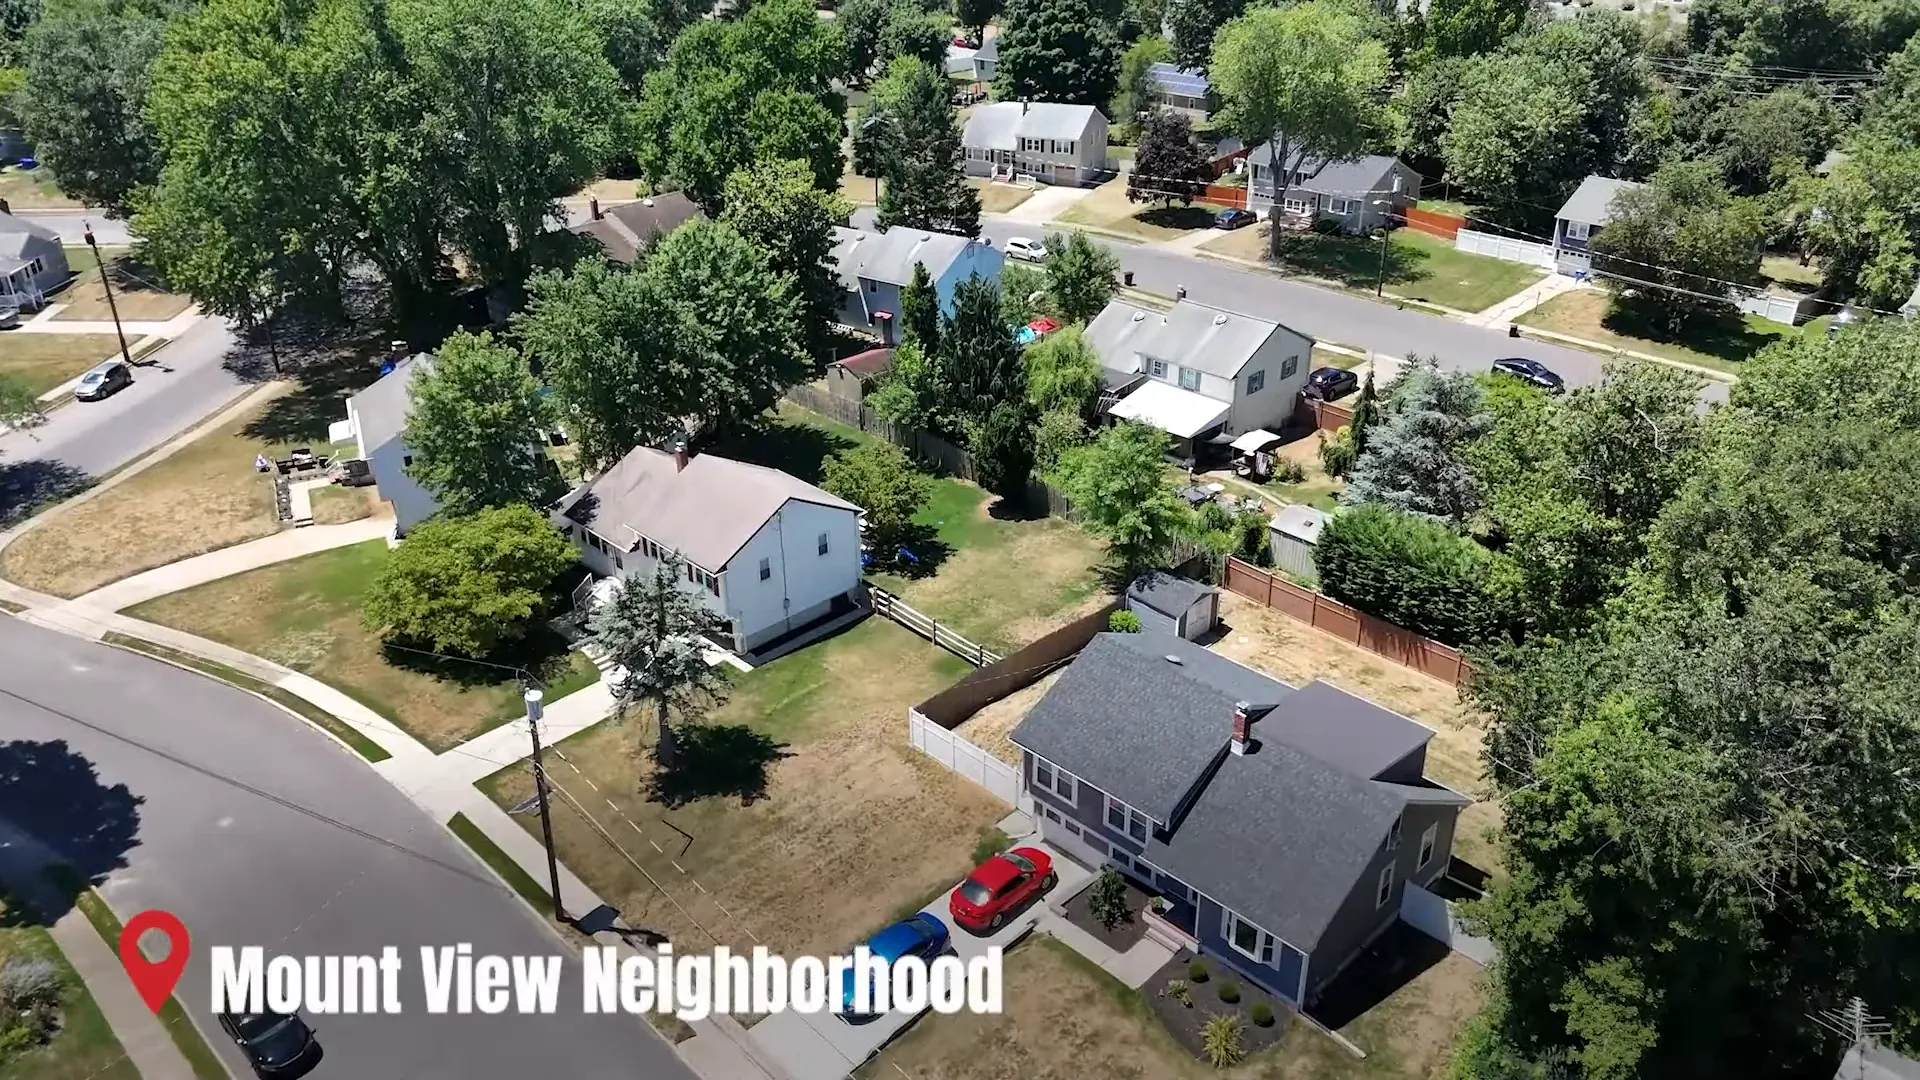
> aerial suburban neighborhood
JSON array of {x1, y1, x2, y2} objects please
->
[{"x1": 0, "y1": 0, "x2": 1915, "y2": 1076}]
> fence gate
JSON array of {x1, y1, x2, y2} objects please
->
[{"x1": 907, "y1": 708, "x2": 1021, "y2": 805}]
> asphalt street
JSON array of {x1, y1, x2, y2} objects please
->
[
  {"x1": 14, "y1": 208, "x2": 135, "y2": 247},
  {"x1": 0, "y1": 616, "x2": 698, "y2": 1080},
  {"x1": 850, "y1": 207, "x2": 1733, "y2": 405}
]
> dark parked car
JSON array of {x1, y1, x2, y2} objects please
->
[
  {"x1": 1303, "y1": 366, "x2": 1358, "y2": 401},
  {"x1": 1213, "y1": 208, "x2": 1258, "y2": 231},
  {"x1": 1491, "y1": 356, "x2": 1565, "y2": 393},
  {"x1": 219, "y1": 1011, "x2": 323, "y2": 1078},
  {"x1": 72, "y1": 359, "x2": 133, "y2": 401}
]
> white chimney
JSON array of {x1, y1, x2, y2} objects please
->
[
  {"x1": 673, "y1": 442, "x2": 689, "y2": 472},
  {"x1": 1230, "y1": 700, "x2": 1251, "y2": 756}
]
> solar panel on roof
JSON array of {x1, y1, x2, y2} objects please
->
[{"x1": 1148, "y1": 62, "x2": 1210, "y2": 95}]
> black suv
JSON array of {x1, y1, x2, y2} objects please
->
[
  {"x1": 1490, "y1": 356, "x2": 1565, "y2": 393},
  {"x1": 219, "y1": 1011, "x2": 323, "y2": 1078},
  {"x1": 1303, "y1": 366, "x2": 1359, "y2": 401}
]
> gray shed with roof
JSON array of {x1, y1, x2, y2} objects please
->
[
  {"x1": 1269, "y1": 504, "x2": 1330, "y2": 581},
  {"x1": 1125, "y1": 570, "x2": 1218, "y2": 640}
]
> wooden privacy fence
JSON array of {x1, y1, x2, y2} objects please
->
[
  {"x1": 1294, "y1": 396, "x2": 1354, "y2": 434},
  {"x1": 870, "y1": 586, "x2": 1004, "y2": 667},
  {"x1": 1221, "y1": 557, "x2": 1471, "y2": 686},
  {"x1": 1403, "y1": 205, "x2": 1466, "y2": 241}
]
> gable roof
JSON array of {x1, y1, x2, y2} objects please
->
[
  {"x1": 962, "y1": 101, "x2": 1103, "y2": 151},
  {"x1": 1556, "y1": 175, "x2": 1643, "y2": 227},
  {"x1": 1270, "y1": 503, "x2": 1329, "y2": 545},
  {"x1": 1149, "y1": 62, "x2": 1208, "y2": 98},
  {"x1": 347, "y1": 355, "x2": 432, "y2": 455},
  {"x1": 1085, "y1": 299, "x2": 1159, "y2": 382},
  {"x1": 1128, "y1": 571, "x2": 1213, "y2": 618},
  {"x1": 829, "y1": 225, "x2": 976, "y2": 288},
  {"x1": 571, "y1": 193, "x2": 703, "y2": 264},
  {"x1": 1262, "y1": 680, "x2": 1435, "y2": 779},
  {"x1": 0, "y1": 211, "x2": 59, "y2": 265},
  {"x1": 562, "y1": 447, "x2": 859, "y2": 571},
  {"x1": 829, "y1": 347, "x2": 895, "y2": 377},
  {"x1": 1246, "y1": 145, "x2": 1413, "y2": 200},
  {"x1": 1089, "y1": 298, "x2": 1306, "y2": 381}
]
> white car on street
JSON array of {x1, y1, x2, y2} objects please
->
[{"x1": 1004, "y1": 237, "x2": 1047, "y2": 262}]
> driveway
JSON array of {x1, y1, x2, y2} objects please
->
[
  {"x1": 749, "y1": 841, "x2": 1093, "y2": 1080},
  {"x1": 999, "y1": 184, "x2": 1092, "y2": 225},
  {"x1": 0, "y1": 616, "x2": 697, "y2": 1080}
]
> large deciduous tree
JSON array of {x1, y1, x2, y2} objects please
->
[
  {"x1": 822, "y1": 441, "x2": 931, "y2": 546},
  {"x1": 1593, "y1": 159, "x2": 1765, "y2": 334},
  {"x1": 1165, "y1": 0, "x2": 1242, "y2": 72},
  {"x1": 404, "y1": 332, "x2": 559, "y2": 518},
  {"x1": 721, "y1": 157, "x2": 852, "y2": 362},
  {"x1": 878, "y1": 0, "x2": 949, "y2": 72},
  {"x1": 1438, "y1": 52, "x2": 1589, "y2": 219},
  {"x1": 993, "y1": 0, "x2": 1122, "y2": 108},
  {"x1": 1127, "y1": 108, "x2": 1211, "y2": 207},
  {"x1": 363, "y1": 504, "x2": 579, "y2": 658},
  {"x1": 1023, "y1": 325, "x2": 1103, "y2": 418},
  {"x1": 954, "y1": 0, "x2": 1001, "y2": 38},
  {"x1": 1042, "y1": 231, "x2": 1120, "y2": 323},
  {"x1": 1421, "y1": 0, "x2": 1530, "y2": 58},
  {"x1": 1050, "y1": 421, "x2": 1191, "y2": 574},
  {"x1": 1111, "y1": 35, "x2": 1170, "y2": 127},
  {"x1": 1210, "y1": 1, "x2": 1388, "y2": 259},
  {"x1": 589, "y1": 552, "x2": 730, "y2": 765},
  {"x1": 870, "y1": 57, "x2": 981, "y2": 236}
]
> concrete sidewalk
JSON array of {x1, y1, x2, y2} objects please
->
[
  {"x1": 1000, "y1": 183, "x2": 1093, "y2": 225},
  {"x1": 17, "y1": 303, "x2": 202, "y2": 338},
  {"x1": 64, "y1": 515, "x2": 393, "y2": 614},
  {"x1": 1464, "y1": 272, "x2": 1584, "y2": 328}
]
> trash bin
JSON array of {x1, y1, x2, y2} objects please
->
[
  {"x1": 1123, "y1": 270, "x2": 1134, "y2": 287},
  {"x1": 1508, "y1": 324, "x2": 1519, "y2": 338}
]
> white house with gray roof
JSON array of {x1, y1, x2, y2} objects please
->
[
  {"x1": 1085, "y1": 298, "x2": 1313, "y2": 462},
  {"x1": 336, "y1": 354, "x2": 441, "y2": 536},
  {"x1": 1246, "y1": 144, "x2": 1419, "y2": 234},
  {"x1": 553, "y1": 445, "x2": 863, "y2": 654},
  {"x1": 1011, "y1": 631, "x2": 1470, "y2": 1007},
  {"x1": 829, "y1": 225, "x2": 1004, "y2": 346},
  {"x1": 1552, "y1": 174, "x2": 1643, "y2": 277},
  {"x1": 0, "y1": 210, "x2": 68, "y2": 308},
  {"x1": 961, "y1": 101, "x2": 1109, "y2": 186}
]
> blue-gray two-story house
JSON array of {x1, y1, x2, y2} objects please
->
[
  {"x1": 1010, "y1": 631, "x2": 1470, "y2": 1007},
  {"x1": 828, "y1": 225, "x2": 1005, "y2": 347}
]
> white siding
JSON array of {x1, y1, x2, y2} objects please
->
[
  {"x1": 723, "y1": 499, "x2": 862, "y2": 651},
  {"x1": 366, "y1": 435, "x2": 439, "y2": 535},
  {"x1": 1225, "y1": 328, "x2": 1312, "y2": 435}
]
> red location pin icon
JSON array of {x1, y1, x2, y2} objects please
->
[{"x1": 119, "y1": 910, "x2": 191, "y2": 1013}]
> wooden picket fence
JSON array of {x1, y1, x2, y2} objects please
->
[{"x1": 870, "y1": 586, "x2": 1004, "y2": 667}]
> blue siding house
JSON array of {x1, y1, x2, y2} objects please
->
[
  {"x1": 828, "y1": 225, "x2": 1006, "y2": 347},
  {"x1": 1011, "y1": 632, "x2": 1470, "y2": 1007}
]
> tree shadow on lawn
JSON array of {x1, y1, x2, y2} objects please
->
[
  {"x1": 0, "y1": 738, "x2": 143, "y2": 925},
  {"x1": 645, "y1": 723, "x2": 792, "y2": 809},
  {"x1": 707, "y1": 418, "x2": 858, "y2": 487},
  {"x1": 985, "y1": 490, "x2": 1048, "y2": 523},
  {"x1": 1274, "y1": 230, "x2": 1429, "y2": 291},
  {"x1": 1134, "y1": 205, "x2": 1218, "y2": 231},
  {"x1": 239, "y1": 345, "x2": 395, "y2": 446},
  {"x1": 0, "y1": 459, "x2": 92, "y2": 528},
  {"x1": 1601, "y1": 301, "x2": 1779, "y2": 365},
  {"x1": 379, "y1": 625, "x2": 582, "y2": 691},
  {"x1": 865, "y1": 522, "x2": 952, "y2": 580}
]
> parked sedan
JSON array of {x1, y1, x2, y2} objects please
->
[
  {"x1": 1213, "y1": 208, "x2": 1258, "y2": 231},
  {"x1": 1302, "y1": 366, "x2": 1359, "y2": 401},
  {"x1": 1491, "y1": 356, "x2": 1565, "y2": 393},
  {"x1": 219, "y1": 1010, "x2": 323, "y2": 1078},
  {"x1": 949, "y1": 846, "x2": 1056, "y2": 933},
  {"x1": 838, "y1": 912, "x2": 951, "y2": 1021},
  {"x1": 1004, "y1": 236, "x2": 1047, "y2": 262},
  {"x1": 72, "y1": 359, "x2": 133, "y2": 401}
]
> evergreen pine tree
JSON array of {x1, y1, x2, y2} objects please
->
[
  {"x1": 1340, "y1": 356, "x2": 1489, "y2": 525},
  {"x1": 873, "y1": 58, "x2": 981, "y2": 236},
  {"x1": 900, "y1": 261, "x2": 941, "y2": 354},
  {"x1": 589, "y1": 553, "x2": 730, "y2": 765},
  {"x1": 1349, "y1": 370, "x2": 1378, "y2": 462},
  {"x1": 940, "y1": 273, "x2": 1023, "y2": 434}
]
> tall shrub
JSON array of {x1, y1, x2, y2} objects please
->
[{"x1": 1313, "y1": 504, "x2": 1513, "y2": 646}]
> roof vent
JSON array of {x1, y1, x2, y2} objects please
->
[
  {"x1": 1213, "y1": 312, "x2": 1228, "y2": 326},
  {"x1": 1164, "y1": 653, "x2": 1184, "y2": 665},
  {"x1": 1131, "y1": 311, "x2": 1146, "y2": 322}
]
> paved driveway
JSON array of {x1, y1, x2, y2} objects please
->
[{"x1": 749, "y1": 842, "x2": 1092, "y2": 1080}]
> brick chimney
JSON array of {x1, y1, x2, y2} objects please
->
[
  {"x1": 589, "y1": 196, "x2": 602, "y2": 220},
  {"x1": 1230, "y1": 701, "x2": 1251, "y2": 756},
  {"x1": 671, "y1": 437, "x2": 689, "y2": 472}
]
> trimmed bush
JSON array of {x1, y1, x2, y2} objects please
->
[
  {"x1": 1166, "y1": 978, "x2": 1193, "y2": 1007},
  {"x1": 1250, "y1": 1002, "x2": 1275, "y2": 1027},
  {"x1": 1314, "y1": 503, "x2": 1514, "y2": 646},
  {"x1": 1217, "y1": 980, "x2": 1241, "y2": 1004},
  {"x1": 1108, "y1": 609, "x2": 1144, "y2": 633},
  {"x1": 1188, "y1": 958, "x2": 1210, "y2": 982},
  {"x1": 1088, "y1": 869, "x2": 1130, "y2": 930},
  {"x1": 1203, "y1": 1014, "x2": 1246, "y2": 1068},
  {"x1": 1273, "y1": 457, "x2": 1307, "y2": 484}
]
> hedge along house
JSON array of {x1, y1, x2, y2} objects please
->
[{"x1": 1010, "y1": 632, "x2": 1470, "y2": 1006}]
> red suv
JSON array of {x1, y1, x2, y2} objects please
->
[{"x1": 949, "y1": 847, "x2": 1056, "y2": 933}]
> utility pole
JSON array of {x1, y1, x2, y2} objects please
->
[
  {"x1": 524, "y1": 689, "x2": 567, "y2": 923},
  {"x1": 82, "y1": 222, "x2": 134, "y2": 368}
]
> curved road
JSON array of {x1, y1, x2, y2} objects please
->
[{"x1": 0, "y1": 616, "x2": 695, "y2": 1080}]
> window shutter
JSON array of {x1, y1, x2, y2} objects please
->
[{"x1": 1260, "y1": 938, "x2": 1274, "y2": 964}]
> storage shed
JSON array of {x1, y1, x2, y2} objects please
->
[
  {"x1": 1126, "y1": 571, "x2": 1219, "y2": 640},
  {"x1": 1269, "y1": 504, "x2": 1329, "y2": 582}
]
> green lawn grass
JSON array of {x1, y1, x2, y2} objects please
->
[
  {"x1": 446, "y1": 812, "x2": 555, "y2": 915},
  {"x1": 1210, "y1": 227, "x2": 1547, "y2": 312},
  {"x1": 0, "y1": 900, "x2": 139, "y2": 1080},
  {"x1": 1515, "y1": 288, "x2": 1807, "y2": 375}
]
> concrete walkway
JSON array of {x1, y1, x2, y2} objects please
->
[
  {"x1": 1465, "y1": 272, "x2": 1585, "y2": 328},
  {"x1": 1155, "y1": 228, "x2": 1223, "y2": 253},
  {"x1": 64, "y1": 515, "x2": 393, "y2": 614},
  {"x1": 1001, "y1": 183, "x2": 1093, "y2": 225},
  {"x1": 17, "y1": 303, "x2": 202, "y2": 339}
]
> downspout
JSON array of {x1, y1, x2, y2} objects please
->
[{"x1": 776, "y1": 509, "x2": 793, "y2": 635}]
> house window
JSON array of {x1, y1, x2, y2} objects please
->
[
  {"x1": 1565, "y1": 221, "x2": 1590, "y2": 242},
  {"x1": 1282, "y1": 197, "x2": 1308, "y2": 214},
  {"x1": 26, "y1": 257, "x2": 42, "y2": 275},
  {"x1": 1281, "y1": 355, "x2": 1298, "y2": 379},
  {"x1": 1387, "y1": 813, "x2": 1402, "y2": 851},
  {"x1": 1032, "y1": 758, "x2": 1077, "y2": 803},
  {"x1": 614, "y1": 553, "x2": 623, "y2": 569},
  {"x1": 1149, "y1": 359, "x2": 1167, "y2": 379},
  {"x1": 867, "y1": 280, "x2": 877, "y2": 292},
  {"x1": 1392, "y1": 173, "x2": 1403, "y2": 193},
  {"x1": 1105, "y1": 796, "x2": 1150, "y2": 843},
  {"x1": 705, "y1": 572, "x2": 719, "y2": 596},
  {"x1": 1246, "y1": 370, "x2": 1265, "y2": 395},
  {"x1": 1222, "y1": 910, "x2": 1277, "y2": 965},
  {"x1": 759, "y1": 557, "x2": 772, "y2": 581},
  {"x1": 816, "y1": 532, "x2": 830, "y2": 555},
  {"x1": 1376, "y1": 863, "x2": 1395, "y2": 908},
  {"x1": 1418, "y1": 823, "x2": 1438, "y2": 871},
  {"x1": 1328, "y1": 198, "x2": 1352, "y2": 215},
  {"x1": 1177, "y1": 367, "x2": 1201, "y2": 391}
]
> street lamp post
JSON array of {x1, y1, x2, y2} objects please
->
[{"x1": 82, "y1": 221, "x2": 134, "y2": 367}]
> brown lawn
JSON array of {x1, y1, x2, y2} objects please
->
[
  {"x1": 967, "y1": 178, "x2": 1034, "y2": 214},
  {"x1": 955, "y1": 668, "x2": 1062, "y2": 766},
  {"x1": 1058, "y1": 175, "x2": 1218, "y2": 241},
  {"x1": 483, "y1": 617, "x2": 1008, "y2": 957},
  {"x1": 0, "y1": 333, "x2": 127, "y2": 397},
  {"x1": 52, "y1": 256, "x2": 193, "y2": 322},
  {"x1": 1208, "y1": 592, "x2": 1501, "y2": 877},
  {"x1": 310, "y1": 485, "x2": 377, "y2": 525}
]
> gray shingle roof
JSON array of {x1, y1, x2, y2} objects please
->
[
  {"x1": 829, "y1": 226, "x2": 976, "y2": 288},
  {"x1": 1270, "y1": 504, "x2": 1328, "y2": 544},
  {"x1": 1246, "y1": 145, "x2": 1411, "y2": 199},
  {"x1": 1084, "y1": 299, "x2": 1158, "y2": 384},
  {"x1": 1556, "y1": 175, "x2": 1643, "y2": 227},
  {"x1": 347, "y1": 355, "x2": 432, "y2": 455},
  {"x1": 1261, "y1": 680, "x2": 1435, "y2": 780},
  {"x1": 571, "y1": 193, "x2": 703, "y2": 264},
  {"x1": 0, "y1": 211, "x2": 58, "y2": 265},
  {"x1": 962, "y1": 101, "x2": 1103, "y2": 151},
  {"x1": 1087, "y1": 298, "x2": 1305, "y2": 380},
  {"x1": 1011, "y1": 632, "x2": 1286, "y2": 822},
  {"x1": 563, "y1": 447, "x2": 859, "y2": 571},
  {"x1": 1128, "y1": 571, "x2": 1213, "y2": 618}
]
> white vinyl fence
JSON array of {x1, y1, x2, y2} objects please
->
[
  {"x1": 907, "y1": 708, "x2": 1021, "y2": 806},
  {"x1": 1455, "y1": 228, "x2": 1555, "y2": 270},
  {"x1": 1400, "y1": 881, "x2": 1496, "y2": 967},
  {"x1": 1733, "y1": 288, "x2": 1817, "y2": 327}
]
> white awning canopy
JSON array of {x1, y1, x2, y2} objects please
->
[
  {"x1": 1231, "y1": 428, "x2": 1284, "y2": 453},
  {"x1": 1108, "y1": 381, "x2": 1231, "y2": 440}
]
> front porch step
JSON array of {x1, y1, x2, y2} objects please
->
[{"x1": 1142, "y1": 912, "x2": 1198, "y2": 953}]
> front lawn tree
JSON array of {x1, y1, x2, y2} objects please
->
[
  {"x1": 871, "y1": 57, "x2": 981, "y2": 237},
  {"x1": 1050, "y1": 421, "x2": 1192, "y2": 574},
  {"x1": 16, "y1": 0, "x2": 174, "y2": 215},
  {"x1": 1594, "y1": 160, "x2": 1765, "y2": 335},
  {"x1": 590, "y1": 552, "x2": 729, "y2": 766},
  {"x1": 1127, "y1": 109, "x2": 1211, "y2": 208},
  {"x1": 721, "y1": 157, "x2": 853, "y2": 361},
  {"x1": 1210, "y1": 1, "x2": 1389, "y2": 259},
  {"x1": 1340, "y1": 355, "x2": 1490, "y2": 525},
  {"x1": 404, "y1": 331, "x2": 557, "y2": 518},
  {"x1": 992, "y1": 0, "x2": 1122, "y2": 108},
  {"x1": 363, "y1": 504, "x2": 579, "y2": 659},
  {"x1": 1043, "y1": 231, "x2": 1121, "y2": 323},
  {"x1": 821, "y1": 441, "x2": 931, "y2": 547}
]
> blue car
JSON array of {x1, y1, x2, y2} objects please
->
[{"x1": 838, "y1": 913, "x2": 951, "y2": 1021}]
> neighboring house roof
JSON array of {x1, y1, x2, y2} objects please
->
[
  {"x1": 830, "y1": 347, "x2": 895, "y2": 377},
  {"x1": 962, "y1": 101, "x2": 1103, "y2": 152},
  {"x1": 1095, "y1": 298, "x2": 1305, "y2": 381},
  {"x1": 1246, "y1": 145, "x2": 1415, "y2": 200},
  {"x1": 1128, "y1": 570, "x2": 1213, "y2": 618},
  {"x1": 829, "y1": 226, "x2": 978, "y2": 289},
  {"x1": 1108, "y1": 380, "x2": 1230, "y2": 439},
  {"x1": 572, "y1": 193, "x2": 703, "y2": 264},
  {"x1": 1149, "y1": 63, "x2": 1209, "y2": 98},
  {"x1": 0, "y1": 211, "x2": 58, "y2": 271},
  {"x1": 562, "y1": 447, "x2": 860, "y2": 571},
  {"x1": 946, "y1": 45, "x2": 979, "y2": 75},
  {"x1": 1012, "y1": 631, "x2": 1465, "y2": 953},
  {"x1": 974, "y1": 35, "x2": 997, "y2": 62},
  {"x1": 346, "y1": 355, "x2": 433, "y2": 455},
  {"x1": 1839, "y1": 1042, "x2": 1920, "y2": 1080},
  {"x1": 1271, "y1": 504, "x2": 1329, "y2": 544},
  {"x1": 1085, "y1": 299, "x2": 1159, "y2": 382},
  {"x1": 1556, "y1": 175, "x2": 1643, "y2": 228}
]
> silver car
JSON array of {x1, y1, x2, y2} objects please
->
[{"x1": 73, "y1": 359, "x2": 133, "y2": 401}]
